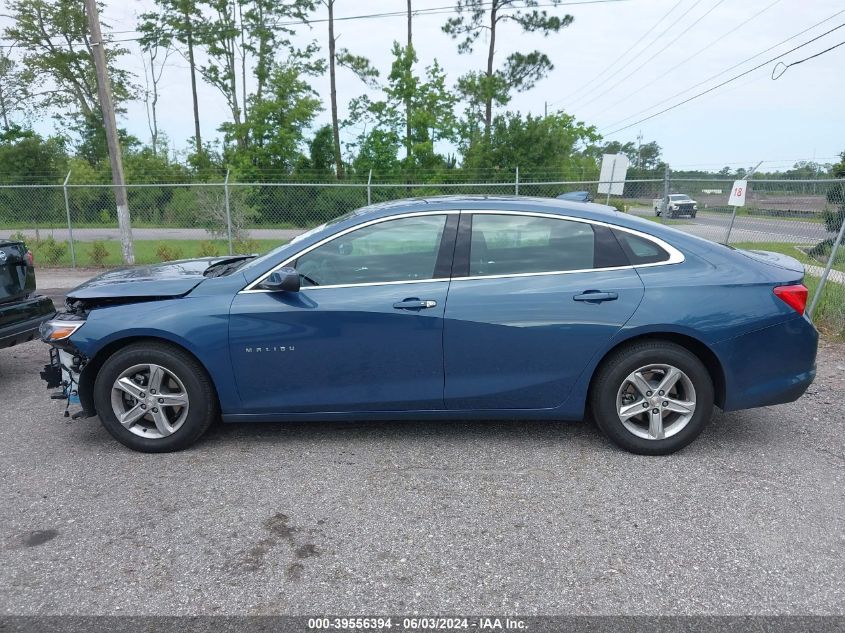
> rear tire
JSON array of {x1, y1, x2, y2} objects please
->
[
  {"x1": 93, "y1": 342, "x2": 218, "y2": 452},
  {"x1": 589, "y1": 341, "x2": 714, "y2": 455}
]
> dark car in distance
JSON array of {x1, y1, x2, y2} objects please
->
[
  {"x1": 1, "y1": 238, "x2": 55, "y2": 349},
  {"x1": 557, "y1": 191, "x2": 593, "y2": 203}
]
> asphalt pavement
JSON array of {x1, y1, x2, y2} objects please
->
[
  {"x1": 627, "y1": 208, "x2": 835, "y2": 244},
  {"x1": 1, "y1": 338, "x2": 844, "y2": 615}
]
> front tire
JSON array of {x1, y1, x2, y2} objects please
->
[
  {"x1": 93, "y1": 342, "x2": 218, "y2": 452},
  {"x1": 589, "y1": 341, "x2": 714, "y2": 455}
]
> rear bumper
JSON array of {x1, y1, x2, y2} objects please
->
[
  {"x1": 0, "y1": 295, "x2": 56, "y2": 349},
  {"x1": 714, "y1": 315, "x2": 818, "y2": 412}
]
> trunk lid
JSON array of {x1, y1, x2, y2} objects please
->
[
  {"x1": 735, "y1": 248, "x2": 805, "y2": 275},
  {"x1": 0, "y1": 240, "x2": 35, "y2": 304}
]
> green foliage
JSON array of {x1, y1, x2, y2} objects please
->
[
  {"x1": 224, "y1": 63, "x2": 322, "y2": 177},
  {"x1": 443, "y1": 0, "x2": 574, "y2": 134},
  {"x1": 462, "y1": 111, "x2": 599, "y2": 173},
  {"x1": 233, "y1": 237, "x2": 260, "y2": 254},
  {"x1": 35, "y1": 236, "x2": 68, "y2": 265},
  {"x1": 3, "y1": 0, "x2": 134, "y2": 128},
  {"x1": 155, "y1": 242, "x2": 183, "y2": 261},
  {"x1": 87, "y1": 240, "x2": 110, "y2": 267},
  {"x1": 197, "y1": 240, "x2": 221, "y2": 257}
]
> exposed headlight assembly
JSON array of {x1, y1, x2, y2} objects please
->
[{"x1": 40, "y1": 319, "x2": 85, "y2": 344}]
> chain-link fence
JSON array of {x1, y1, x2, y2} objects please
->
[{"x1": 1, "y1": 172, "x2": 843, "y2": 335}]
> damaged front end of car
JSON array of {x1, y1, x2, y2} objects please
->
[{"x1": 40, "y1": 300, "x2": 90, "y2": 419}]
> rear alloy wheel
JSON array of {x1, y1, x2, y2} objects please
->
[
  {"x1": 94, "y1": 342, "x2": 217, "y2": 452},
  {"x1": 589, "y1": 341, "x2": 714, "y2": 455}
]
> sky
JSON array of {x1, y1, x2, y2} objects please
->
[{"x1": 8, "y1": 0, "x2": 845, "y2": 172}]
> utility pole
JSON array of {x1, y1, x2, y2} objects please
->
[
  {"x1": 635, "y1": 130, "x2": 643, "y2": 170},
  {"x1": 84, "y1": 0, "x2": 134, "y2": 264}
]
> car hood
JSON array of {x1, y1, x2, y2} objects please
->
[{"x1": 66, "y1": 256, "x2": 248, "y2": 300}]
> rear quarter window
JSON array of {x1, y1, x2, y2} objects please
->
[{"x1": 613, "y1": 230, "x2": 671, "y2": 265}]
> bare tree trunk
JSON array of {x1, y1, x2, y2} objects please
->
[
  {"x1": 405, "y1": 0, "x2": 412, "y2": 166},
  {"x1": 184, "y1": 10, "x2": 202, "y2": 153},
  {"x1": 0, "y1": 93, "x2": 8, "y2": 132},
  {"x1": 485, "y1": 1, "x2": 498, "y2": 140},
  {"x1": 238, "y1": 0, "x2": 248, "y2": 121},
  {"x1": 327, "y1": 0, "x2": 344, "y2": 179}
]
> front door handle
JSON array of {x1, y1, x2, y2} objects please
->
[
  {"x1": 573, "y1": 291, "x2": 618, "y2": 303},
  {"x1": 393, "y1": 298, "x2": 438, "y2": 310}
]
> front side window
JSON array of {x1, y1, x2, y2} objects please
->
[
  {"x1": 295, "y1": 214, "x2": 448, "y2": 287},
  {"x1": 469, "y1": 214, "x2": 600, "y2": 277}
]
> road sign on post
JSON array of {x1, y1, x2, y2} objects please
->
[
  {"x1": 723, "y1": 161, "x2": 762, "y2": 244},
  {"x1": 598, "y1": 154, "x2": 629, "y2": 205},
  {"x1": 728, "y1": 180, "x2": 748, "y2": 207}
]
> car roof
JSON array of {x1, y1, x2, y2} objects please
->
[{"x1": 355, "y1": 195, "x2": 615, "y2": 220}]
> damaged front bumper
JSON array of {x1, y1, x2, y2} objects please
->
[
  {"x1": 40, "y1": 346, "x2": 87, "y2": 418},
  {"x1": 39, "y1": 315, "x2": 90, "y2": 419}
]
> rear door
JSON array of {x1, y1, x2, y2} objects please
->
[{"x1": 443, "y1": 211, "x2": 645, "y2": 410}]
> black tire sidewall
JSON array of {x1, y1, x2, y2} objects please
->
[
  {"x1": 590, "y1": 343, "x2": 714, "y2": 455},
  {"x1": 93, "y1": 343, "x2": 216, "y2": 452}
]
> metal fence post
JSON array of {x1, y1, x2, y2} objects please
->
[
  {"x1": 515, "y1": 166, "x2": 519, "y2": 195},
  {"x1": 808, "y1": 182, "x2": 845, "y2": 318},
  {"x1": 367, "y1": 169, "x2": 372, "y2": 205},
  {"x1": 62, "y1": 170, "x2": 76, "y2": 269},
  {"x1": 224, "y1": 169, "x2": 233, "y2": 256},
  {"x1": 661, "y1": 164, "x2": 669, "y2": 223}
]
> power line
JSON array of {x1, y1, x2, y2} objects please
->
[
  {"x1": 573, "y1": 0, "x2": 729, "y2": 112},
  {"x1": 548, "y1": 0, "x2": 685, "y2": 108},
  {"x1": 771, "y1": 37, "x2": 845, "y2": 79},
  {"x1": 600, "y1": 8, "x2": 845, "y2": 130},
  {"x1": 591, "y1": 0, "x2": 782, "y2": 120},
  {"x1": 601, "y1": 21, "x2": 845, "y2": 136},
  {"x1": 0, "y1": 0, "x2": 633, "y2": 48},
  {"x1": 566, "y1": 0, "x2": 712, "y2": 110}
]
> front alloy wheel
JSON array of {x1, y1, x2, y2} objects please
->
[
  {"x1": 111, "y1": 363, "x2": 190, "y2": 439},
  {"x1": 590, "y1": 341, "x2": 714, "y2": 455},
  {"x1": 94, "y1": 342, "x2": 218, "y2": 452}
]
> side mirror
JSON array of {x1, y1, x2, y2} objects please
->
[{"x1": 259, "y1": 267, "x2": 300, "y2": 292}]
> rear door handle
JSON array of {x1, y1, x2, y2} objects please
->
[
  {"x1": 573, "y1": 291, "x2": 618, "y2": 303},
  {"x1": 393, "y1": 298, "x2": 438, "y2": 310}
]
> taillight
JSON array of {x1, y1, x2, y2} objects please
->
[
  {"x1": 774, "y1": 284, "x2": 808, "y2": 315},
  {"x1": 26, "y1": 250, "x2": 34, "y2": 266}
]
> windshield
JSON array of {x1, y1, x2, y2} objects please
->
[
  {"x1": 237, "y1": 209, "x2": 359, "y2": 274},
  {"x1": 669, "y1": 194, "x2": 691, "y2": 201}
]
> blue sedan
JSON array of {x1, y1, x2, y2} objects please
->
[{"x1": 40, "y1": 196, "x2": 818, "y2": 454}]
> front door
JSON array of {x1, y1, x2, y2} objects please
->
[
  {"x1": 443, "y1": 212, "x2": 645, "y2": 410},
  {"x1": 229, "y1": 213, "x2": 457, "y2": 414}
]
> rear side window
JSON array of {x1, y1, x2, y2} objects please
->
[
  {"x1": 613, "y1": 230, "x2": 671, "y2": 265},
  {"x1": 467, "y1": 214, "x2": 627, "y2": 277}
]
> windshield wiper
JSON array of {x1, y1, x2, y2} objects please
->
[{"x1": 203, "y1": 256, "x2": 255, "y2": 278}]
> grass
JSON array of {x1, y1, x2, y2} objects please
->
[
  {"x1": 804, "y1": 274, "x2": 845, "y2": 339},
  {"x1": 28, "y1": 238, "x2": 287, "y2": 268}
]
